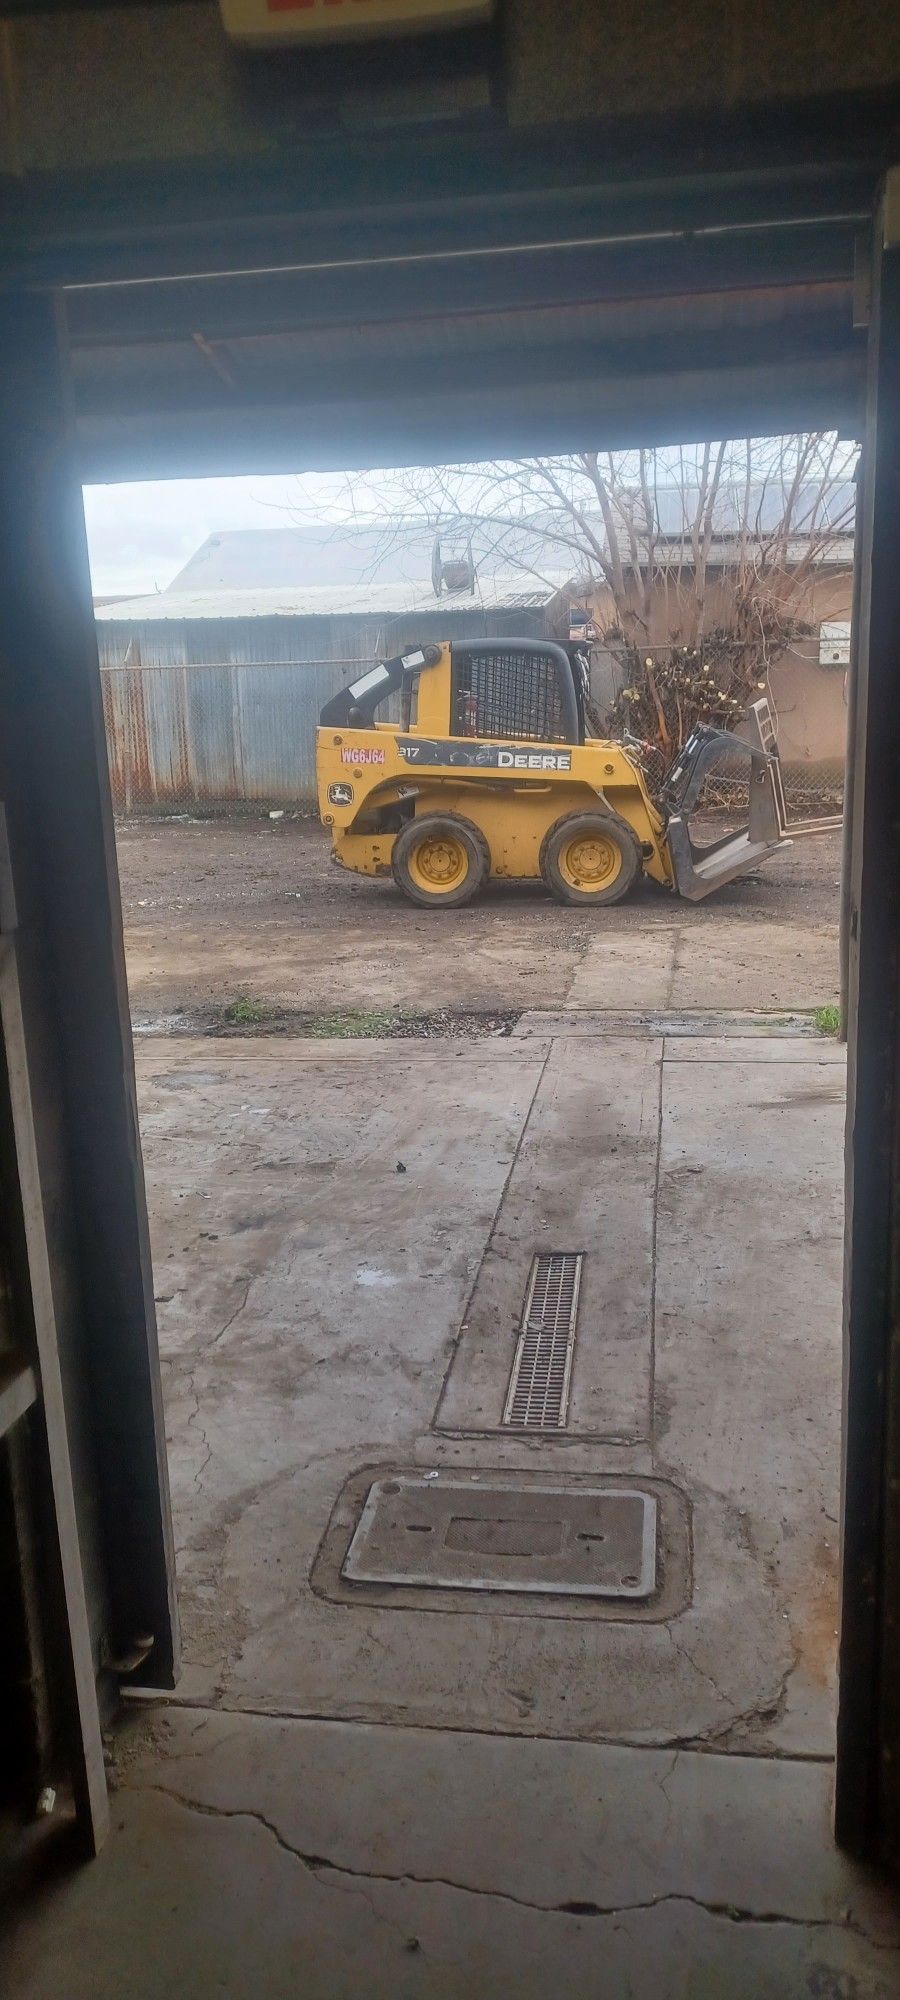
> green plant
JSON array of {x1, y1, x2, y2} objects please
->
[
  {"x1": 312, "y1": 1008, "x2": 404, "y2": 1040},
  {"x1": 814, "y1": 1003, "x2": 840, "y2": 1036},
  {"x1": 311, "y1": 1008, "x2": 398, "y2": 1038},
  {"x1": 228, "y1": 997, "x2": 264, "y2": 1025}
]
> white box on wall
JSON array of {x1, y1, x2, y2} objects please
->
[{"x1": 819, "y1": 621, "x2": 852, "y2": 666}]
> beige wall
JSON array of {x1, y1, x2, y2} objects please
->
[
  {"x1": 584, "y1": 566, "x2": 852, "y2": 768},
  {"x1": 769, "y1": 656, "x2": 846, "y2": 765},
  {"x1": 770, "y1": 572, "x2": 852, "y2": 766}
]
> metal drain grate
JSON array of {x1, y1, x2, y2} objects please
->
[{"x1": 502, "y1": 1252, "x2": 583, "y2": 1430}]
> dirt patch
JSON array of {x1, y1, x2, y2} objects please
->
[
  {"x1": 115, "y1": 814, "x2": 842, "y2": 1019},
  {"x1": 172, "y1": 1003, "x2": 521, "y2": 1040}
]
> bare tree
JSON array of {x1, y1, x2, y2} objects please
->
[{"x1": 288, "y1": 437, "x2": 856, "y2": 760}]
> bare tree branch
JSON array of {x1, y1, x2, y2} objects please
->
[{"x1": 279, "y1": 434, "x2": 856, "y2": 758}]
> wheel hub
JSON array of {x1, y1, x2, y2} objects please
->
[
  {"x1": 561, "y1": 833, "x2": 621, "y2": 889},
  {"x1": 411, "y1": 835, "x2": 467, "y2": 889}
]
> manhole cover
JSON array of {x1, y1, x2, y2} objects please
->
[{"x1": 341, "y1": 1476, "x2": 658, "y2": 1598}]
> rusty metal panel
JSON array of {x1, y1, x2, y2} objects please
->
[
  {"x1": 97, "y1": 608, "x2": 551, "y2": 812},
  {"x1": 141, "y1": 659, "x2": 190, "y2": 808},
  {"x1": 183, "y1": 664, "x2": 241, "y2": 804},
  {"x1": 99, "y1": 649, "x2": 360, "y2": 811},
  {"x1": 100, "y1": 668, "x2": 128, "y2": 812},
  {"x1": 123, "y1": 662, "x2": 157, "y2": 809}
]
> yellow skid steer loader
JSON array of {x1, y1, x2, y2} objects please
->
[{"x1": 316, "y1": 639, "x2": 790, "y2": 909}]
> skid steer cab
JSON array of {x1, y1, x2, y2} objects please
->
[{"x1": 315, "y1": 639, "x2": 790, "y2": 910}]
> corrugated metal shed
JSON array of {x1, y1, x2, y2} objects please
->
[{"x1": 96, "y1": 575, "x2": 564, "y2": 812}]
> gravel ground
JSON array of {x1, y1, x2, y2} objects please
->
[{"x1": 115, "y1": 814, "x2": 843, "y2": 1024}]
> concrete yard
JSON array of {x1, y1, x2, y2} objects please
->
[
  {"x1": 8, "y1": 1015, "x2": 894, "y2": 1999},
  {"x1": 8, "y1": 1715, "x2": 900, "y2": 2000}
]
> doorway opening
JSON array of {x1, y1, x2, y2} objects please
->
[{"x1": 84, "y1": 438, "x2": 851, "y2": 1748}]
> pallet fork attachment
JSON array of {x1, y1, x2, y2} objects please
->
[{"x1": 663, "y1": 698, "x2": 791, "y2": 902}]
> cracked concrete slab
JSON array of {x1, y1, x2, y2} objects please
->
[
  {"x1": 654, "y1": 1050, "x2": 845, "y2": 1755},
  {"x1": 6, "y1": 1016, "x2": 870, "y2": 1998},
  {"x1": 129, "y1": 1031, "x2": 843, "y2": 1757},
  {"x1": 6, "y1": 1708, "x2": 899, "y2": 1999}
]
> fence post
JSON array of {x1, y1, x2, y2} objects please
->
[
  {"x1": 124, "y1": 667, "x2": 133, "y2": 818},
  {"x1": 231, "y1": 662, "x2": 246, "y2": 806}
]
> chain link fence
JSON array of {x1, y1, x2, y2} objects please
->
[
  {"x1": 101, "y1": 652, "x2": 844, "y2": 826},
  {"x1": 100, "y1": 656, "x2": 371, "y2": 817},
  {"x1": 777, "y1": 761, "x2": 845, "y2": 821},
  {"x1": 688, "y1": 760, "x2": 844, "y2": 825}
]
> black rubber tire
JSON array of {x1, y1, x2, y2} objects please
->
[
  {"x1": 539, "y1": 808, "x2": 643, "y2": 907},
  {"x1": 391, "y1": 811, "x2": 490, "y2": 909}
]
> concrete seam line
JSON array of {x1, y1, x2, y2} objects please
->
[{"x1": 429, "y1": 1039, "x2": 553, "y2": 1432}]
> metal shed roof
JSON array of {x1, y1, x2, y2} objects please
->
[
  {"x1": 168, "y1": 525, "x2": 438, "y2": 591},
  {"x1": 93, "y1": 576, "x2": 569, "y2": 622},
  {"x1": 164, "y1": 484, "x2": 856, "y2": 597}
]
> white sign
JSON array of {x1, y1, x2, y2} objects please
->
[{"x1": 220, "y1": 0, "x2": 493, "y2": 46}]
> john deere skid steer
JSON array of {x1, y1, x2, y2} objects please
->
[{"x1": 316, "y1": 638, "x2": 790, "y2": 909}]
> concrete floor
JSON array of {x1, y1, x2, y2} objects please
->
[
  {"x1": 8, "y1": 1021, "x2": 900, "y2": 1994},
  {"x1": 7, "y1": 1711, "x2": 900, "y2": 1999},
  {"x1": 139, "y1": 1029, "x2": 844, "y2": 1753}
]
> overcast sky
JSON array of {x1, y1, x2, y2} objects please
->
[
  {"x1": 83, "y1": 474, "x2": 348, "y2": 596},
  {"x1": 84, "y1": 439, "x2": 857, "y2": 597}
]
